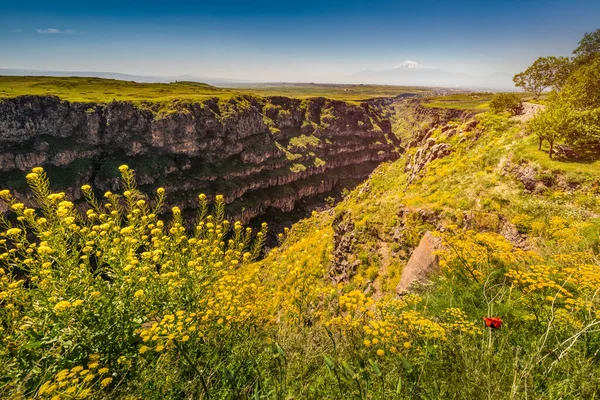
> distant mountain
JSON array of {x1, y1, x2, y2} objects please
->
[
  {"x1": 351, "y1": 61, "x2": 515, "y2": 90},
  {"x1": 394, "y1": 60, "x2": 424, "y2": 69},
  {"x1": 0, "y1": 65, "x2": 516, "y2": 91},
  {"x1": 0, "y1": 68, "x2": 249, "y2": 86}
]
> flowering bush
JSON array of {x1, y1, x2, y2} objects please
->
[{"x1": 0, "y1": 166, "x2": 270, "y2": 398}]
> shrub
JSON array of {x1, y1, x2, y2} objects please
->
[
  {"x1": 0, "y1": 166, "x2": 268, "y2": 398},
  {"x1": 489, "y1": 93, "x2": 524, "y2": 115}
]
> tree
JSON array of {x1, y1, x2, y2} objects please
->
[
  {"x1": 561, "y1": 54, "x2": 600, "y2": 109},
  {"x1": 489, "y1": 93, "x2": 523, "y2": 115},
  {"x1": 529, "y1": 102, "x2": 577, "y2": 158},
  {"x1": 523, "y1": 29, "x2": 600, "y2": 159},
  {"x1": 546, "y1": 56, "x2": 574, "y2": 90},
  {"x1": 573, "y1": 28, "x2": 600, "y2": 64},
  {"x1": 513, "y1": 56, "x2": 572, "y2": 98}
]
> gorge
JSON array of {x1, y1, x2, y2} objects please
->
[{"x1": 0, "y1": 94, "x2": 460, "y2": 231}]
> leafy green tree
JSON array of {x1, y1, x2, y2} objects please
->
[
  {"x1": 528, "y1": 102, "x2": 574, "y2": 158},
  {"x1": 559, "y1": 106, "x2": 600, "y2": 149},
  {"x1": 561, "y1": 54, "x2": 600, "y2": 109},
  {"x1": 513, "y1": 56, "x2": 573, "y2": 98},
  {"x1": 573, "y1": 28, "x2": 600, "y2": 64},
  {"x1": 489, "y1": 93, "x2": 523, "y2": 115}
]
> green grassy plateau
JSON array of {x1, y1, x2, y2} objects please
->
[{"x1": 0, "y1": 76, "x2": 433, "y2": 103}]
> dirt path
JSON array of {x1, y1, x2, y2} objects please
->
[{"x1": 513, "y1": 102, "x2": 546, "y2": 122}]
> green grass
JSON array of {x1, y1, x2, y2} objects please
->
[
  {"x1": 229, "y1": 82, "x2": 433, "y2": 101},
  {"x1": 0, "y1": 76, "x2": 433, "y2": 103},
  {"x1": 422, "y1": 92, "x2": 537, "y2": 111},
  {"x1": 513, "y1": 133, "x2": 600, "y2": 182},
  {"x1": 288, "y1": 134, "x2": 321, "y2": 150},
  {"x1": 422, "y1": 92, "x2": 552, "y2": 111},
  {"x1": 0, "y1": 76, "x2": 236, "y2": 102},
  {"x1": 421, "y1": 92, "x2": 499, "y2": 110}
]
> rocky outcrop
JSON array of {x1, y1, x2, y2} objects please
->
[
  {"x1": 405, "y1": 138, "x2": 451, "y2": 182},
  {"x1": 0, "y1": 95, "x2": 400, "y2": 221},
  {"x1": 329, "y1": 210, "x2": 360, "y2": 283},
  {"x1": 503, "y1": 160, "x2": 582, "y2": 194},
  {"x1": 404, "y1": 117, "x2": 479, "y2": 182},
  {"x1": 396, "y1": 231, "x2": 442, "y2": 294}
]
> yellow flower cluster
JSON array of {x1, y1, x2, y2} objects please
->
[
  {"x1": 37, "y1": 355, "x2": 110, "y2": 399},
  {"x1": 362, "y1": 319, "x2": 411, "y2": 356},
  {"x1": 394, "y1": 310, "x2": 446, "y2": 341},
  {"x1": 506, "y1": 264, "x2": 572, "y2": 297},
  {"x1": 503, "y1": 214, "x2": 600, "y2": 320},
  {"x1": 139, "y1": 310, "x2": 199, "y2": 352},
  {"x1": 327, "y1": 290, "x2": 376, "y2": 330},
  {"x1": 328, "y1": 290, "x2": 445, "y2": 357},
  {"x1": 0, "y1": 166, "x2": 275, "y2": 396},
  {"x1": 438, "y1": 228, "x2": 540, "y2": 281},
  {"x1": 441, "y1": 308, "x2": 481, "y2": 335}
]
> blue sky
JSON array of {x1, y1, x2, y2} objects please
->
[{"x1": 1, "y1": 0, "x2": 599, "y2": 82}]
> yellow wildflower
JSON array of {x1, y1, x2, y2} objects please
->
[
  {"x1": 54, "y1": 300, "x2": 71, "y2": 312},
  {"x1": 100, "y1": 377, "x2": 113, "y2": 387}
]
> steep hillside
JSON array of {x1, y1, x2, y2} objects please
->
[
  {"x1": 257, "y1": 107, "x2": 600, "y2": 397},
  {"x1": 2, "y1": 98, "x2": 600, "y2": 399},
  {"x1": 0, "y1": 95, "x2": 400, "y2": 223}
]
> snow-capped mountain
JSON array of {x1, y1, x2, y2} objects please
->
[
  {"x1": 394, "y1": 60, "x2": 425, "y2": 69},
  {"x1": 351, "y1": 61, "x2": 514, "y2": 90}
]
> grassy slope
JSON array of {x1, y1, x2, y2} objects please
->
[
  {"x1": 0, "y1": 76, "x2": 432, "y2": 103},
  {"x1": 422, "y1": 92, "x2": 549, "y2": 111},
  {"x1": 260, "y1": 110, "x2": 600, "y2": 397},
  {"x1": 514, "y1": 133, "x2": 600, "y2": 178},
  {"x1": 0, "y1": 76, "x2": 236, "y2": 102},
  {"x1": 227, "y1": 82, "x2": 432, "y2": 101}
]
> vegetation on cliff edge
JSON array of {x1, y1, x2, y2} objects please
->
[{"x1": 0, "y1": 77, "x2": 432, "y2": 103}]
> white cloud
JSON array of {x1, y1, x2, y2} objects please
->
[
  {"x1": 37, "y1": 28, "x2": 62, "y2": 34},
  {"x1": 36, "y1": 28, "x2": 82, "y2": 35}
]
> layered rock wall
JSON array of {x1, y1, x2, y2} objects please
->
[{"x1": 0, "y1": 95, "x2": 400, "y2": 221}]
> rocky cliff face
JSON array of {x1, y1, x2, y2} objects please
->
[{"x1": 0, "y1": 95, "x2": 400, "y2": 222}]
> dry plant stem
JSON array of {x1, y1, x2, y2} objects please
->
[{"x1": 174, "y1": 341, "x2": 210, "y2": 400}]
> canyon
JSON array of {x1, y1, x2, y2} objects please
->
[{"x1": 0, "y1": 94, "x2": 461, "y2": 230}]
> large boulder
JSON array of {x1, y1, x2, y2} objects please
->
[{"x1": 396, "y1": 231, "x2": 442, "y2": 294}]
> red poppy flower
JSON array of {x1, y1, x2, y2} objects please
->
[{"x1": 483, "y1": 317, "x2": 503, "y2": 329}]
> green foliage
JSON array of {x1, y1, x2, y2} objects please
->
[
  {"x1": 528, "y1": 100, "x2": 574, "y2": 157},
  {"x1": 489, "y1": 93, "x2": 524, "y2": 115},
  {"x1": 513, "y1": 56, "x2": 572, "y2": 98},
  {"x1": 3, "y1": 100, "x2": 600, "y2": 398},
  {"x1": 573, "y1": 28, "x2": 600, "y2": 64},
  {"x1": 561, "y1": 54, "x2": 600, "y2": 109},
  {"x1": 423, "y1": 92, "x2": 497, "y2": 110},
  {"x1": 525, "y1": 29, "x2": 600, "y2": 159},
  {"x1": 0, "y1": 76, "x2": 433, "y2": 103}
]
